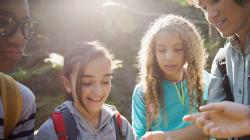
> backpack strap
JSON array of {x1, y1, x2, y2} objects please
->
[
  {"x1": 61, "y1": 107, "x2": 77, "y2": 140},
  {"x1": 51, "y1": 112, "x2": 67, "y2": 140},
  {"x1": 217, "y1": 49, "x2": 234, "y2": 101},
  {"x1": 0, "y1": 73, "x2": 23, "y2": 138},
  {"x1": 51, "y1": 107, "x2": 77, "y2": 140},
  {"x1": 113, "y1": 111, "x2": 125, "y2": 140}
]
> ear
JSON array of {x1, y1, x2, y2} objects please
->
[{"x1": 63, "y1": 76, "x2": 72, "y2": 93}]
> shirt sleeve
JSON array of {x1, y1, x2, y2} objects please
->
[
  {"x1": 120, "y1": 115, "x2": 138, "y2": 140},
  {"x1": 35, "y1": 119, "x2": 58, "y2": 140},
  {"x1": 208, "y1": 48, "x2": 228, "y2": 103},
  {"x1": 10, "y1": 83, "x2": 36, "y2": 140},
  {"x1": 131, "y1": 84, "x2": 147, "y2": 138}
]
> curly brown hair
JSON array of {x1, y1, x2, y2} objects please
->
[{"x1": 137, "y1": 14, "x2": 207, "y2": 129}]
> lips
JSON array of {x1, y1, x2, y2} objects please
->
[
  {"x1": 213, "y1": 19, "x2": 227, "y2": 30},
  {"x1": 1, "y1": 47, "x2": 23, "y2": 61},
  {"x1": 165, "y1": 64, "x2": 177, "y2": 68}
]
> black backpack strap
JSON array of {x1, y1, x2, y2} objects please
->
[
  {"x1": 113, "y1": 111, "x2": 125, "y2": 140},
  {"x1": 217, "y1": 49, "x2": 234, "y2": 101},
  {"x1": 61, "y1": 107, "x2": 77, "y2": 140}
]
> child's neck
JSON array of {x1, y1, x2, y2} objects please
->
[
  {"x1": 165, "y1": 69, "x2": 185, "y2": 83},
  {"x1": 74, "y1": 102, "x2": 101, "y2": 130},
  {"x1": 85, "y1": 113, "x2": 101, "y2": 130}
]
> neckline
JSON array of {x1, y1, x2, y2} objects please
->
[{"x1": 174, "y1": 81, "x2": 185, "y2": 105}]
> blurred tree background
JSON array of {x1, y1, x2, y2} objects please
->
[{"x1": 11, "y1": 0, "x2": 225, "y2": 129}]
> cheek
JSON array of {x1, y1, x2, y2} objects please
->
[
  {"x1": 155, "y1": 53, "x2": 163, "y2": 64},
  {"x1": 80, "y1": 86, "x2": 91, "y2": 96},
  {"x1": 104, "y1": 84, "x2": 111, "y2": 95}
]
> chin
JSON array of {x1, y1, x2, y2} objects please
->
[
  {"x1": 218, "y1": 29, "x2": 235, "y2": 38},
  {"x1": 0, "y1": 64, "x2": 17, "y2": 73}
]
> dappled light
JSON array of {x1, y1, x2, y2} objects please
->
[
  {"x1": 11, "y1": 0, "x2": 223, "y2": 130},
  {"x1": 44, "y1": 53, "x2": 64, "y2": 68}
]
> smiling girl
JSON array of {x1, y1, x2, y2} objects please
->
[{"x1": 35, "y1": 42, "x2": 137, "y2": 140}]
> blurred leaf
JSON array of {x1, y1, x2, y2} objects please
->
[{"x1": 172, "y1": 0, "x2": 188, "y2": 6}]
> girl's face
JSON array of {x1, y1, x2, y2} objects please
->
[
  {"x1": 198, "y1": 0, "x2": 250, "y2": 38},
  {"x1": 66, "y1": 55, "x2": 112, "y2": 115},
  {"x1": 155, "y1": 31, "x2": 186, "y2": 81}
]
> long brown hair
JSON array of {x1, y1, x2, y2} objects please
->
[{"x1": 138, "y1": 14, "x2": 207, "y2": 129}]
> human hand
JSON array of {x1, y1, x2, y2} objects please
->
[
  {"x1": 183, "y1": 101, "x2": 250, "y2": 138},
  {"x1": 141, "y1": 131, "x2": 166, "y2": 140}
]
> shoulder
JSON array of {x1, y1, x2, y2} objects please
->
[
  {"x1": 17, "y1": 82, "x2": 35, "y2": 103},
  {"x1": 35, "y1": 119, "x2": 58, "y2": 140},
  {"x1": 132, "y1": 83, "x2": 145, "y2": 97},
  {"x1": 211, "y1": 47, "x2": 228, "y2": 74},
  {"x1": 17, "y1": 82, "x2": 36, "y2": 119},
  {"x1": 214, "y1": 48, "x2": 227, "y2": 62},
  {"x1": 118, "y1": 113, "x2": 137, "y2": 140},
  {"x1": 103, "y1": 104, "x2": 118, "y2": 113}
]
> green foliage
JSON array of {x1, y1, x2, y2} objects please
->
[
  {"x1": 174, "y1": 0, "x2": 188, "y2": 6},
  {"x1": 35, "y1": 93, "x2": 65, "y2": 129}
]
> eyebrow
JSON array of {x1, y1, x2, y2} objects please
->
[
  {"x1": 81, "y1": 73, "x2": 112, "y2": 78},
  {"x1": 156, "y1": 43, "x2": 183, "y2": 48}
]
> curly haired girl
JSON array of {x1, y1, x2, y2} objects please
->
[{"x1": 132, "y1": 14, "x2": 210, "y2": 140}]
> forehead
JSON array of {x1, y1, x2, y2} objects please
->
[
  {"x1": 78, "y1": 55, "x2": 111, "y2": 78},
  {"x1": 155, "y1": 31, "x2": 183, "y2": 46},
  {"x1": 85, "y1": 56, "x2": 111, "y2": 71},
  {"x1": 0, "y1": 0, "x2": 30, "y2": 19}
]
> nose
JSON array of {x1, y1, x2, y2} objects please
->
[
  {"x1": 206, "y1": 7, "x2": 219, "y2": 24},
  {"x1": 93, "y1": 84, "x2": 102, "y2": 96},
  {"x1": 7, "y1": 27, "x2": 26, "y2": 47},
  {"x1": 164, "y1": 51, "x2": 175, "y2": 61}
]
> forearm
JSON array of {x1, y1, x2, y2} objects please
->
[{"x1": 164, "y1": 125, "x2": 208, "y2": 140}]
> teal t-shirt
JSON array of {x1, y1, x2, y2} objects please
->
[{"x1": 131, "y1": 70, "x2": 211, "y2": 138}]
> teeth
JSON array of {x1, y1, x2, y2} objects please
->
[{"x1": 90, "y1": 98, "x2": 101, "y2": 101}]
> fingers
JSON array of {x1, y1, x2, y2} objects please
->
[
  {"x1": 203, "y1": 121, "x2": 216, "y2": 135},
  {"x1": 199, "y1": 102, "x2": 227, "y2": 112},
  {"x1": 183, "y1": 114, "x2": 200, "y2": 122},
  {"x1": 141, "y1": 131, "x2": 166, "y2": 140},
  {"x1": 209, "y1": 126, "x2": 225, "y2": 138},
  {"x1": 195, "y1": 113, "x2": 210, "y2": 128},
  {"x1": 183, "y1": 112, "x2": 210, "y2": 129},
  {"x1": 141, "y1": 132, "x2": 153, "y2": 140}
]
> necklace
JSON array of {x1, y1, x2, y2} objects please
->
[{"x1": 174, "y1": 81, "x2": 185, "y2": 105}]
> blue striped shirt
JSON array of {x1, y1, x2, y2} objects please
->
[{"x1": 0, "y1": 82, "x2": 36, "y2": 140}]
